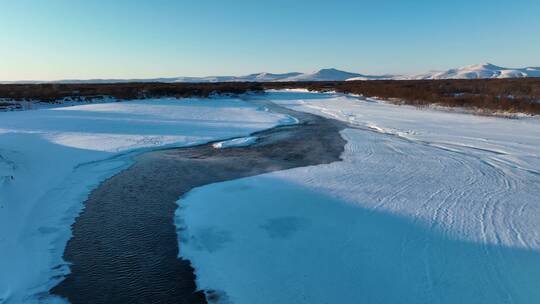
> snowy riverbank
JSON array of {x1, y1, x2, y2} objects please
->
[
  {"x1": 0, "y1": 97, "x2": 290, "y2": 304},
  {"x1": 178, "y1": 90, "x2": 540, "y2": 304}
]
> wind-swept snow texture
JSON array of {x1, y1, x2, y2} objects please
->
[
  {"x1": 0, "y1": 98, "x2": 289, "y2": 304},
  {"x1": 178, "y1": 91, "x2": 540, "y2": 304}
]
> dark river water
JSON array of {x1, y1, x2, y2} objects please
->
[{"x1": 50, "y1": 101, "x2": 346, "y2": 304}]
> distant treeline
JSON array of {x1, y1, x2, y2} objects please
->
[
  {"x1": 1, "y1": 79, "x2": 539, "y2": 115},
  {"x1": 0, "y1": 82, "x2": 264, "y2": 101},
  {"x1": 264, "y1": 79, "x2": 540, "y2": 115}
]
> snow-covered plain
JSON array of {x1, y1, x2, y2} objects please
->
[
  {"x1": 0, "y1": 97, "x2": 290, "y2": 304},
  {"x1": 178, "y1": 91, "x2": 540, "y2": 304}
]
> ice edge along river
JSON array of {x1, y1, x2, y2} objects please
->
[
  {"x1": 177, "y1": 90, "x2": 540, "y2": 304},
  {"x1": 0, "y1": 97, "x2": 293, "y2": 304}
]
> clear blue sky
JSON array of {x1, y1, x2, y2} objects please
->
[{"x1": 1, "y1": 0, "x2": 539, "y2": 80}]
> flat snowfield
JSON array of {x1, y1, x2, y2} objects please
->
[
  {"x1": 0, "y1": 98, "x2": 290, "y2": 304},
  {"x1": 178, "y1": 91, "x2": 540, "y2": 304}
]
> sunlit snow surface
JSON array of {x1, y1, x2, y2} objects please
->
[
  {"x1": 0, "y1": 98, "x2": 289, "y2": 304},
  {"x1": 178, "y1": 91, "x2": 540, "y2": 304}
]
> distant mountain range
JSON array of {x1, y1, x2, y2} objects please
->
[{"x1": 2, "y1": 63, "x2": 540, "y2": 84}]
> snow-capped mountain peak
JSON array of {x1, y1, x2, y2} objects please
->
[
  {"x1": 281, "y1": 68, "x2": 394, "y2": 81},
  {"x1": 412, "y1": 63, "x2": 540, "y2": 80},
  {"x1": 467, "y1": 62, "x2": 500, "y2": 69},
  {"x1": 249, "y1": 72, "x2": 302, "y2": 81},
  {"x1": 280, "y1": 68, "x2": 361, "y2": 81}
]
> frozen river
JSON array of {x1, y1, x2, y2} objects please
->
[{"x1": 1, "y1": 91, "x2": 539, "y2": 303}]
